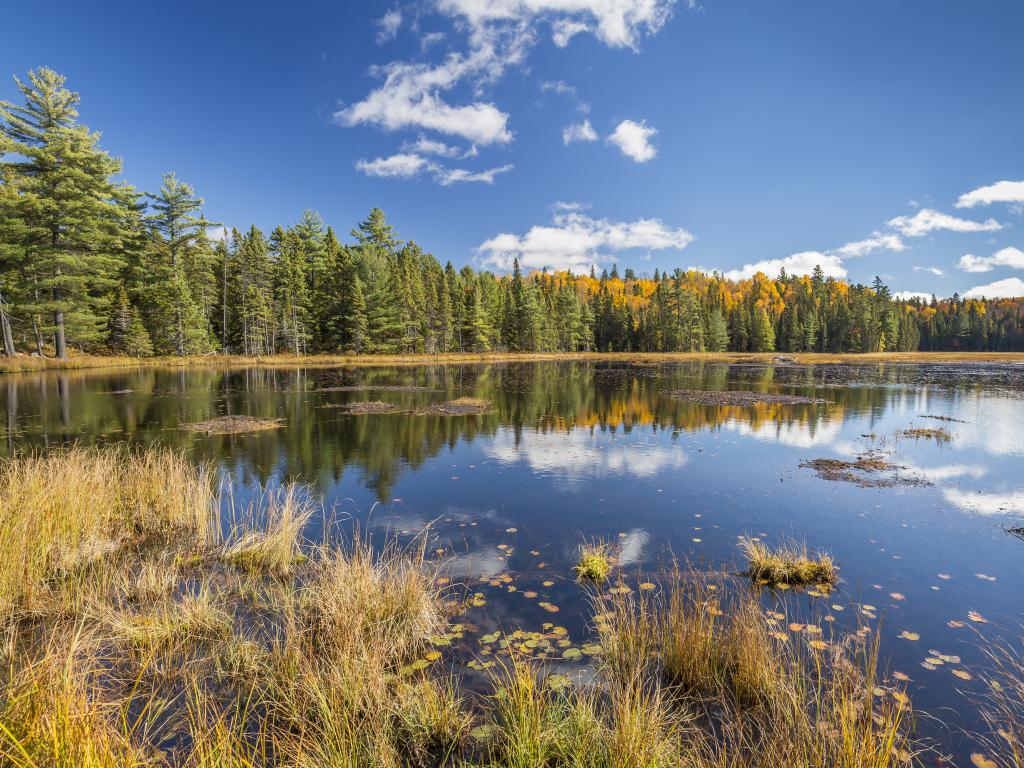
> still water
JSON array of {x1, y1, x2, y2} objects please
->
[{"x1": 3, "y1": 360, "x2": 1023, "y2": 758}]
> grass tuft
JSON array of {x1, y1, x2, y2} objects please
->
[
  {"x1": 574, "y1": 542, "x2": 613, "y2": 583},
  {"x1": 739, "y1": 536, "x2": 837, "y2": 586}
]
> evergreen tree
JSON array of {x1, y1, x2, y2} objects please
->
[
  {"x1": 0, "y1": 68, "x2": 128, "y2": 357},
  {"x1": 106, "y1": 285, "x2": 153, "y2": 356}
]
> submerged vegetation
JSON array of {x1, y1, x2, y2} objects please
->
[
  {"x1": 900, "y1": 426, "x2": 953, "y2": 444},
  {"x1": 0, "y1": 445, "x2": 1018, "y2": 767}
]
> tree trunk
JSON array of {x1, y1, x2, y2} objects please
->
[
  {"x1": 0, "y1": 294, "x2": 15, "y2": 357},
  {"x1": 54, "y1": 309, "x2": 67, "y2": 360}
]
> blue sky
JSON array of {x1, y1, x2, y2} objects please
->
[{"x1": 3, "y1": 0, "x2": 1024, "y2": 298}]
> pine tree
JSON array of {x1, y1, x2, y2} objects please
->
[
  {"x1": 144, "y1": 174, "x2": 217, "y2": 354},
  {"x1": 0, "y1": 68, "x2": 128, "y2": 357}
]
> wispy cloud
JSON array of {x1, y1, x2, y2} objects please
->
[
  {"x1": 356, "y1": 152, "x2": 513, "y2": 185},
  {"x1": 375, "y1": 9, "x2": 402, "y2": 44},
  {"x1": 913, "y1": 265, "x2": 945, "y2": 276},
  {"x1": 608, "y1": 119, "x2": 657, "y2": 162}
]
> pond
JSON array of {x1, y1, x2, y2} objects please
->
[{"x1": 3, "y1": 359, "x2": 1023, "y2": 762}]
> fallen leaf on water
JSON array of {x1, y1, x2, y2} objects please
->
[
  {"x1": 523, "y1": 591, "x2": 538, "y2": 598},
  {"x1": 968, "y1": 611, "x2": 988, "y2": 624},
  {"x1": 639, "y1": 582, "x2": 656, "y2": 591},
  {"x1": 889, "y1": 592, "x2": 906, "y2": 601},
  {"x1": 952, "y1": 669, "x2": 973, "y2": 681},
  {"x1": 938, "y1": 573, "x2": 952, "y2": 580},
  {"x1": 898, "y1": 631, "x2": 920, "y2": 641},
  {"x1": 809, "y1": 640, "x2": 828, "y2": 650},
  {"x1": 947, "y1": 620, "x2": 966, "y2": 628},
  {"x1": 893, "y1": 671, "x2": 910, "y2": 682},
  {"x1": 562, "y1": 648, "x2": 583, "y2": 661},
  {"x1": 971, "y1": 753, "x2": 998, "y2": 768},
  {"x1": 788, "y1": 623, "x2": 805, "y2": 632}
]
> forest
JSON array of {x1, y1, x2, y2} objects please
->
[{"x1": 2, "y1": 67, "x2": 1023, "y2": 361}]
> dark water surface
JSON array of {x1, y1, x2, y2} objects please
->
[{"x1": 4, "y1": 360, "x2": 1024, "y2": 761}]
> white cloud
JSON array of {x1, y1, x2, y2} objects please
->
[
  {"x1": 956, "y1": 180, "x2": 1024, "y2": 209},
  {"x1": 562, "y1": 119, "x2": 598, "y2": 145},
  {"x1": 335, "y1": 55, "x2": 514, "y2": 146},
  {"x1": 887, "y1": 208, "x2": 1002, "y2": 237},
  {"x1": 375, "y1": 9, "x2": 402, "y2": 43},
  {"x1": 715, "y1": 251, "x2": 846, "y2": 281},
  {"x1": 342, "y1": 0, "x2": 675, "y2": 169},
  {"x1": 206, "y1": 225, "x2": 231, "y2": 243},
  {"x1": 834, "y1": 232, "x2": 905, "y2": 258},
  {"x1": 540, "y1": 79, "x2": 576, "y2": 96},
  {"x1": 892, "y1": 291, "x2": 933, "y2": 302},
  {"x1": 963, "y1": 277, "x2": 1024, "y2": 299},
  {"x1": 477, "y1": 205, "x2": 693, "y2": 272},
  {"x1": 437, "y1": 163, "x2": 514, "y2": 185},
  {"x1": 420, "y1": 31, "x2": 446, "y2": 51},
  {"x1": 356, "y1": 152, "x2": 513, "y2": 185},
  {"x1": 957, "y1": 246, "x2": 1024, "y2": 273},
  {"x1": 401, "y1": 134, "x2": 462, "y2": 158},
  {"x1": 608, "y1": 119, "x2": 657, "y2": 162},
  {"x1": 437, "y1": 0, "x2": 676, "y2": 49},
  {"x1": 913, "y1": 266, "x2": 945, "y2": 276},
  {"x1": 355, "y1": 153, "x2": 431, "y2": 179}
]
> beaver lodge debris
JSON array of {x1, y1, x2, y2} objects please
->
[
  {"x1": 413, "y1": 397, "x2": 491, "y2": 416},
  {"x1": 901, "y1": 427, "x2": 953, "y2": 444},
  {"x1": 800, "y1": 452, "x2": 930, "y2": 488},
  {"x1": 667, "y1": 389, "x2": 826, "y2": 406},
  {"x1": 182, "y1": 415, "x2": 283, "y2": 434},
  {"x1": 331, "y1": 401, "x2": 407, "y2": 415},
  {"x1": 315, "y1": 385, "x2": 438, "y2": 392}
]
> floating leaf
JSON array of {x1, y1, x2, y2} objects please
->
[
  {"x1": 809, "y1": 640, "x2": 828, "y2": 650},
  {"x1": 788, "y1": 623, "x2": 805, "y2": 632},
  {"x1": 562, "y1": 648, "x2": 583, "y2": 661},
  {"x1": 640, "y1": 582, "x2": 656, "y2": 591},
  {"x1": 469, "y1": 724, "x2": 495, "y2": 741},
  {"x1": 893, "y1": 671, "x2": 910, "y2": 682},
  {"x1": 947, "y1": 620, "x2": 966, "y2": 628},
  {"x1": 425, "y1": 651, "x2": 442, "y2": 662},
  {"x1": 546, "y1": 674, "x2": 571, "y2": 690},
  {"x1": 898, "y1": 631, "x2": 920, "y2": 641},
  {"x1": 523, "y1": 591, "x2": 538, "y2": 598},
  {"x1": 542, "y1": 580, "x2": 555, "y2": 587},
  {"x1": 968, "y1": 610, "x2": 988, "y2": 624},
  {"x1": 971, "y1": 754, "x2": 998, "y2": 768},
  {"x1": 952, "y1": 669, "x2": 973, "y2": 681},
  {"x1": 889, "y1": 592, "x2": 906, "y2": 601}
]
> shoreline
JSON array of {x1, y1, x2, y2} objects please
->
[{"x1": 2, "y1": 349, "x2": 1023, "y2": 375}]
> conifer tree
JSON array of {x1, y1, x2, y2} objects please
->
[
  {"x1": 106, "y1": 285, "x2": 153, "y2": 356},
  {"x1": 0, "y1": 68, "x2": 128, "y2": 357}
]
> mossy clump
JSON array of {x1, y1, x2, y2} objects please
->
[
  {"x1": 574, "y1": 543, "x2": 613, "y2": 582},
  {"x1": 739, "y1": 537, "x2": 837, "y2": 586}
]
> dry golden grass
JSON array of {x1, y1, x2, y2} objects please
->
[
  {"x1": 0, "y1": 445, "x2": 214, "y2": 619},
  {"x1": 740, "y1": 537, "x2": 838, "y2": 586},
  {"x1": 2, "y1": 349, "x2": 1022, "y2": 375},
  {"x1": 223, "y1": 486, "x2": 313, "y2": 576},
  {"x1": 597, "y1": 569, "x2": 914, "y2": 768}
]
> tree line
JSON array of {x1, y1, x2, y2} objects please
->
[{"x1": 2, "y1": 68, "x2": 1022, "y2": 360}]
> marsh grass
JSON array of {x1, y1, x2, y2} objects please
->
[
  {"x1": 0, "y1": 445, "x2": 996, "y2": 768},
  {"x1": 0, "y1": 445, "x2": 214, "y2": 619},
  {"x1": 597, "y1": 569, "x2": 914, "y2": 768},
  {"x1": 740, "y1": 537, "x2": 837, "y2": 587}
]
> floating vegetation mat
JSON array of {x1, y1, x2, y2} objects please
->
[
  {"x1": 800, "y1": 452, "x2": 929, "y2": 488},
  {"x1": 414, "y1": 397, "x2": 491, "y2": 416},
  {"x1": 901, "y1": 427, "x2": 953, "y2": 443},
  {"x1": 918, "y1": 414, "x2": 968, "y2": 423},
  {"x1": 667, "y1": 389, "x2": 827, "y2": 406},
  {"x1": 181, "y1": 415, "x2": 283, "y2": 434},
  {"x1": 331, "y1": 400, "x2": 407, "y2": 415}
]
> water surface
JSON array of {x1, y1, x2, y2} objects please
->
[{"x1": 4, "y1": 360, "x2": 1023, "y2": 760}]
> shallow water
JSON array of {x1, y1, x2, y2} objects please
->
[{"x1": 4, "y1": 360, "x2": 1024, "y2": 760}]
